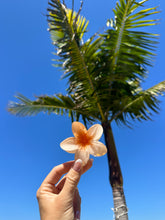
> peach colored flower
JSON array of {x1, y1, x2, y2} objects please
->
[{"x1": 60, "y1": 121, "x2": 107, "y2": 165}]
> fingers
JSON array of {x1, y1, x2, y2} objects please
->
[
  {"x1": 38, "y1": 158, "x2": 93, "y2": 197},
  {"x1": 60, "y1": 159, "x2": 83, "y2": 198},
  {"x1": 42, "y1": 161, "x2": 75, "y2": 186},
  {"x1": 56, "y1": 159, "x2": 93, "y2": 192}
]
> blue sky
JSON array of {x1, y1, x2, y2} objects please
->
[{"x1": 1, "y1": 0, "x2": 165, "y2": 220}]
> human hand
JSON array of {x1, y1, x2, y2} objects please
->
[{"x1": 37, "y1": 159, "x2": 93, "y2": 220}]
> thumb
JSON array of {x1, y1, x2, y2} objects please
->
[{"x1": 62, "y1": 159, "x2": 82, "y2": 198}]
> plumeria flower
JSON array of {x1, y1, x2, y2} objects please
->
[{"x1": 60, "y1": 121, "x2": 107, "y2": 165}]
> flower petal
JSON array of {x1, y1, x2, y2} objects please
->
[
  {"x1": 72, "y1": 121, "x2": 87, "y2": 138},
  {"x1": 60, "y1": 137, "x2": 78, "y2": 153},
  {"x1": 87, "y1": 124, "x2": 103, "y2": 140},
  {"x1": 88, "y1": 141, "x2": 107, "y2": 156},
  {"x1": 75, "y1": 149, "x2": 90, "y2": 165}
]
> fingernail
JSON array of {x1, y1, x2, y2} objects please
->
[
  {"x1": 73, "y1": 159, "x2": 82, "y2": 172},
  {"x1": 76, "y1": 210, "x2": 80, "y2": 219}
]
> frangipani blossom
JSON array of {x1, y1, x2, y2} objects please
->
[{"x1": 60, "y1": 122, "x2": 107, "y2": 165}]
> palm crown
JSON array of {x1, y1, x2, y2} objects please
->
[{"x1": 8, "y1": 0, "x2": 165, "y2": 127}]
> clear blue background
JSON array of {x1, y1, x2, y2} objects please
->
[{"x1": 1, "y1": 0, "x2": 165, "y2": 219}]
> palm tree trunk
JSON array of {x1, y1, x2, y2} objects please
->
[{"x1": 102, "y1": 121, "x2": 128, "y2": 220}]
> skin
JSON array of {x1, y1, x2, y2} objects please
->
[{"x1": 37, "y1": 159, "x2": 93, "y2": 220}]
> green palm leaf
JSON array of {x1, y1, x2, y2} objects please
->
[
  {"x1": 47, "y1": 0, "x2": 105, "y2": 120},
  {"x1": 8, "y1": 93, "x2": 96, "y2": 125},
  {"x1": 102, "y1": 0, "x2": 159, "y2": 80},
  {"x1": 8, "y1": 93, "x2": 75, "y2": 116},
  {"x1": 110, "y1": 80, "x2": 165, "y2": 124}
]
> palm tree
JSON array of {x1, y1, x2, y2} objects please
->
[{"x1": 8, "y1": 0, "x2": 165, "y2": 219}]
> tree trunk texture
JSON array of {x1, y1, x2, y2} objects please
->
[
  {"x1": 102, "y1": 121, "x2": 128, "y2": 220},
  {"x1": 112, "y1": 186, "x2": 128, "y2": 220}
]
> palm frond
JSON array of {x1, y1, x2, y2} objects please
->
[
  {"x1": 47, "y1": 0, "x2": 105, "y2": 120},
  {"x1": 102, "y1": 0, "x2": 159, "y2": 81},
  {"x1": 8, "y1": 93, "x2": 95, "y2": 125},
  {"x1": 110, "y1": 80, "x2": 165, "y2": 124}
]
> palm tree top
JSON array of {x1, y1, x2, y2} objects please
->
[{"x1": 8, "y1": 0, "x2": 165, "y2": 127}]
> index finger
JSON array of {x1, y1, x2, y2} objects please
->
[{"x1": 42, "y1": 161, "x2": 75, "y2": 185}]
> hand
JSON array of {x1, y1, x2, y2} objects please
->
[{"x1": 37, "y1": 159, "x2": 93, "y2": 220}]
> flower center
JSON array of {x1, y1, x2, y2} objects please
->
[{"x1": 76, "y1": 132, "x2": 92, "y2": 148}]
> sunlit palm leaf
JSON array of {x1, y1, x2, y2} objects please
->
[
  {"x1": 101, "y1": 0, "x2": 159, "y2": 82},
  {"x1": 8, "y1": 93, "x2": 97, "y2": 126},
  {"x1": 111, "y1": 80, "x2": 165, "y2": 124},
  {"x1": 47, "y1": 0, "x2": 105, "y2": 120}
]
